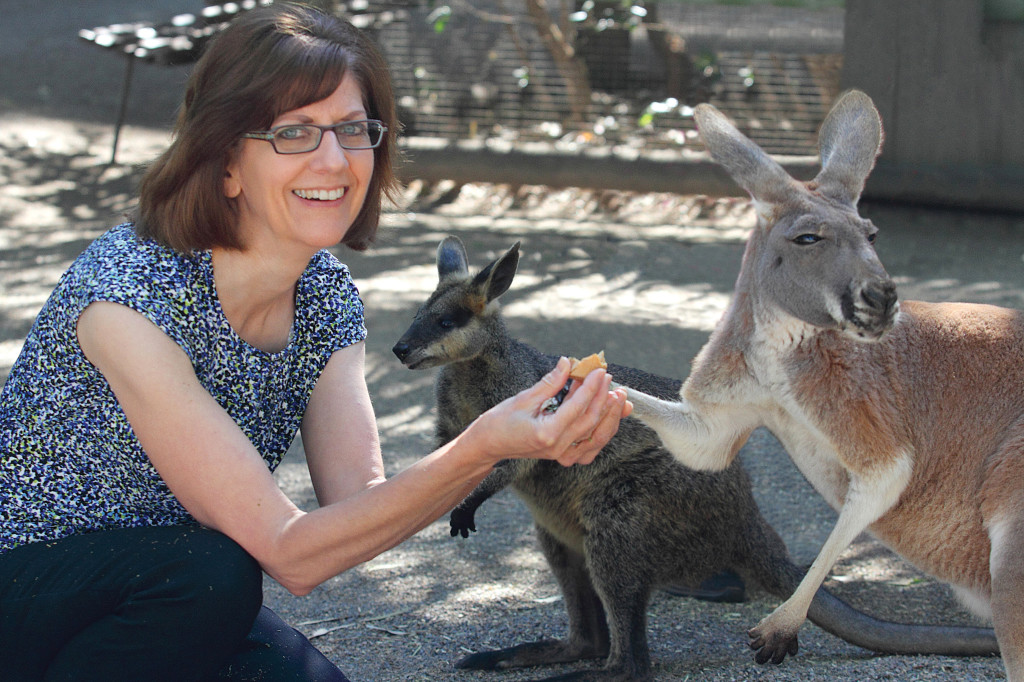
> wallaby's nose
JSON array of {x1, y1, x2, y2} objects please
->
[
  {"x1": 393, "y1": 342, "x2": 410, "y2": 362},
  {"x1": 861, "y1": 280, "x2": 897, "y2": 316}
]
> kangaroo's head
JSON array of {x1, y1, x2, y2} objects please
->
[
  {"x1": 393, "y1": 236, "x2": 521, "y2": 369},
  {"x1": 695, "y1": 90, "x2": 898, "y2": 342}
]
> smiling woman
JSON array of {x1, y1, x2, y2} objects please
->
[
  {"x1": 222, "y1": 74, "x2": 376, "y2": 267},
  {"x1": 136, "y1": 4, "x2": 399, "y2": 254},
  {"x1": 0, "y1": 3, "x2": 631, "y2": 680}
]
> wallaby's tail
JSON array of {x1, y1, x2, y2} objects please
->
[{"x1": 745, "y1": 515, "x2": 999, "y2": 657}]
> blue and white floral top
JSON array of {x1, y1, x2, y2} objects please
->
[{"x1": 0, "y1": 223, "x2": 366, "y2": 553}]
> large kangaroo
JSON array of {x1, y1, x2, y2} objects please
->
[
  {"x1": 622, "y1": 88, "x2": 1024, "y2": 679},
  {"x1": 392, "y1": 235, "x2": 997, "y2": 682}
]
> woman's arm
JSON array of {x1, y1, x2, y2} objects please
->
[
  {"x1": 78, "y1": 302, "x2": 628, "y2": 596},
  {"x1": 299, "y1": 343, "x2": 386, "y2": 507}
]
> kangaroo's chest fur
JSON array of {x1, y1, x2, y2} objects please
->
[{"x1": 744, "y1": 302, "x2": 1024, "y2": 597}]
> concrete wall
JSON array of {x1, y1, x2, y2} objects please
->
[{"x1": 841, "y1": 0, "x2": 1024, "y2": 211}]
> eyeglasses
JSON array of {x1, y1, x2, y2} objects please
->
[{"x1": 241, "y1": 119, "x2": 387, "y2": 154}]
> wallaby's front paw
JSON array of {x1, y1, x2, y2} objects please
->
[
  {"x1": 748, "y1": 621, "x2": 799, "y2": 665},
  {"x1": 449, "y1": 506, "x2": 478, "y2": 538}
]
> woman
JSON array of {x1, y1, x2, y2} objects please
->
[{"x1": 0, "y1": 4, "x2": 630, "y2": 680}]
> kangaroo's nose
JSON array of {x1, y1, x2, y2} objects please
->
[
  {"x1": 861, "y1": 280, "x2": 897, "y2": 316},
  {"x1": 392, "y1": 342, "x2": 410, "y2": 361}
]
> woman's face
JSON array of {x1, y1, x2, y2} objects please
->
[{"x1": 224, "y1": 73, "x2": 374, "y2": 258}]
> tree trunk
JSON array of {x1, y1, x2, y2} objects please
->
[{"x1": 522, "y1": 0, "x2": 592, "y2": 125}]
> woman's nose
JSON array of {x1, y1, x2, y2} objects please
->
[{"x1": 309, "y1": 130, "x2": 351, "y2": 169}]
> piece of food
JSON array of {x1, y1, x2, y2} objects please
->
[
  {"x1": 540, "y1": 353, "x2": 609, "y2": 414},
  {"x1": 568, "y1": 351, "x2": 607, "y2": 381}
]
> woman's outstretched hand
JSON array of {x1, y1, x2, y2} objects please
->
[{"x1": 465, "y1": 357, "x2": 632, "y2": 467}]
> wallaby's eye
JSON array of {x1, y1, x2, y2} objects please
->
[
  {"x1": 867, "y1": 232, "x2": 878, "y2": 244},
  {"x1": 793, "y1": 234, "x2": 823, "y2": 246},
  {"x1": 437, "y1": 308, "x2": 473, "y2": 330}
]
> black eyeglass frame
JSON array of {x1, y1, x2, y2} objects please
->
[{"x1": 241, "y1": 119, "x2": 388, "y2": 154}]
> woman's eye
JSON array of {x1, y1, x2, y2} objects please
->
[
  {"x1": 793, "y1": 234, "x2": 823, "y2": 245},
  {"x1": 277, "y1": 126, "x2": 312, "y2": 141},
  {"x1": 337, "y1": 122, "x2": 367, "y2": 137}
]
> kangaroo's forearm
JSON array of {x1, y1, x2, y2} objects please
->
[{"x1": 624, "y1": 387, "x2": 755, "y2": 471}]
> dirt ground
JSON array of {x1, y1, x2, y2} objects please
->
[{"x1": 1, "y1": 3, "x2": 1021, "y2": 680}]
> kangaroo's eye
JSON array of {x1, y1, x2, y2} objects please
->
[
  {"x1": 793, "y1": 234, "x2": 823, "y2": 245},
  {"x1": 439, "y1": 318, "x2": 456, "y2": 329},
  {"x1": 867, "y1": 232, "x2": 878, "y2": 244}
]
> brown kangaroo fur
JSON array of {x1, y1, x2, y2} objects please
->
[
  {"x1": 623, "y1": 89, "x2": 1021, "y2": 678},
  {"x1": 392, "y1": 235, "x2": 998, "y2": 682}
]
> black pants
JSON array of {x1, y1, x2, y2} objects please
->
[{"x1": 0, "y1": 525, "x2": 349, "y2": 681}]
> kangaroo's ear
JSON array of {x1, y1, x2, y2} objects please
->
[
  {"x1": 813, "y1": 89, "x2": 883, "y2": 207},
  {"x1": 437, "y1": 236, "x2": 470, "y2": 280},
  {"x1": 694, "y1": 103, "x2": 798, "y2": 206},
  {"x1": 473, "y1": 241, "x2": 521, "y2": 303}
]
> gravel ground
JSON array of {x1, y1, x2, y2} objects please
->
[{"x1": 2, "y1": 115, "x2": 1021, "y2": 680}]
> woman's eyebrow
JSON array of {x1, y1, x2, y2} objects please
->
[{"x1": 274, "y1": 110, "x2": 369, "y2": 126}]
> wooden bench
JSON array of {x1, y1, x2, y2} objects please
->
[{"x1": 78, "y1": 1, "x2": 274, "y2": 163}]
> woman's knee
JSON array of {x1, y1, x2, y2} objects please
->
[
  {"x1": 1, "y1": 525, "x2": 265, "y2": 680},
  {"x1": 140, "y1": 525, "x2": 264, "y2": 625}
]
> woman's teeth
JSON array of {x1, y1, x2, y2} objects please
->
[{"x1": 294, "y1": 188, "x2": 344, "y2": 201}]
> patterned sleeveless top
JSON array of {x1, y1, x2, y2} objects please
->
[{"x1": 0, "y1": 223, "x2": 367, "y2": 553}]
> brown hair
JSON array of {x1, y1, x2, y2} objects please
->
[{"x1": 135, "y1": 3, "x2": 399, "y2": 252}]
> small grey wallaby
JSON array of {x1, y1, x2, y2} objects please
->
[{"x1": 392, "y1": 236, "x2": 997, "y2": 682}]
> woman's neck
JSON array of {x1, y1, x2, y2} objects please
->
[{"x1": 211, "y1": 246, "x2": 311, "y2": 353}]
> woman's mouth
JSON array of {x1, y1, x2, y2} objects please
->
[{"x1": 293, "y1": 188, "x2": 345, "y2": 201}]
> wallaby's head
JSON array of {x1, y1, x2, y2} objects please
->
[
  {"x1": 696, "y1": 89, "x2": 898, "y2": 341},
  {"x1": 393, "y1": 236, "x2": 520, "y2": 369}
]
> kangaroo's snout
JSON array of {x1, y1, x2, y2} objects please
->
[
  {"x1": 843, "y1": 276, "x2": 899, "y2": 341},
  {"x1": 861, "y1": 279, "x2": 897, "y2": 317}
]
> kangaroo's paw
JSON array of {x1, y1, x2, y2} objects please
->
[
  {"x1": 748, "y1": 615, "x2": 800, "y2": 665},
  {"x1": 614, "y1": 384, "x2": 659, "y2": 419}
]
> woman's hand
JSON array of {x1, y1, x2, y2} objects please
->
[{"x1": 464, "y1": 357, "x2": 632, "y2": 468}]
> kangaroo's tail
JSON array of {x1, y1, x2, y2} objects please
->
[{"x1": 745, "y1": 515, "x2": 999, "y2": 656}]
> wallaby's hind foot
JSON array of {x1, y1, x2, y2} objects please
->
[
  {"x1": 663, "y1": 570, "x2": 746, "y2": 603},
  {"x1": 533, "y1": 669, "x2": 653, "y2": 682},
  {"x1": 457, "y1": 641, "x2": 650, "y2": 682},
  {"x1": 456, "y1": 639, "x2": 607, "y2": 671}
]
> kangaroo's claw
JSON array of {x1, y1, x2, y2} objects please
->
[{"x1": 749, "y1": 625, "x2": 799, "y2": 665}]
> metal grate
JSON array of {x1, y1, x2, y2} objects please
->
[{"x1": 370, "y1": 2, "x2": 844, "y2": 156}]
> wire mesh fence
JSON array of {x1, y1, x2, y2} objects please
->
[{"x1": 356, "y1": 1, "x2": 844, "y2": 157}]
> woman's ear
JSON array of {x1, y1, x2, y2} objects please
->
[{"x1": 223, "y1": 165, "x2": 241, "y2": 199}]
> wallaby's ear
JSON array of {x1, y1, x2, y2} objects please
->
[
  {"x1": 694, "y1": 103, "x2": 798, "y2": 206},
  {"x1": 437, "y1": 236, "x2": 470, "y2": 280},
  {"x1": 472, "y1": 241, "x2": 521, "y2": 303},
  {"x1": 813, "y1": 89, "x2": 883, "y2": 207}
]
